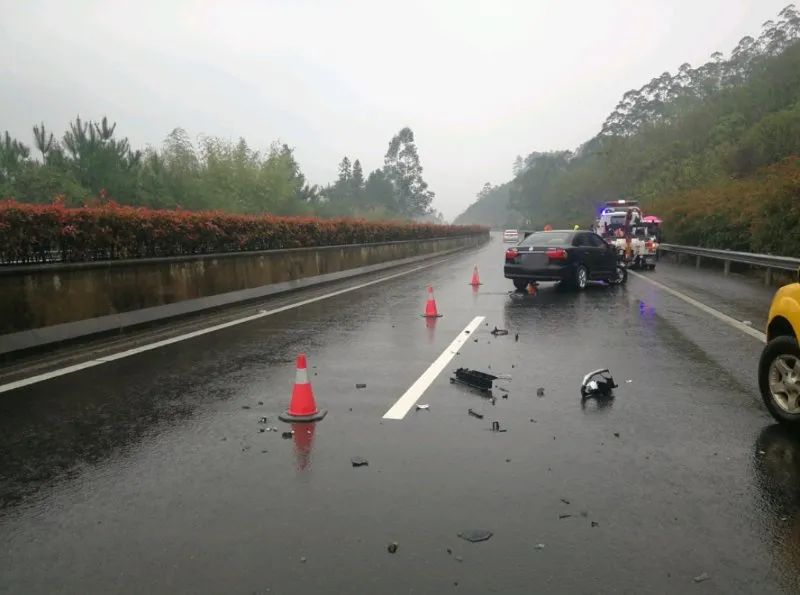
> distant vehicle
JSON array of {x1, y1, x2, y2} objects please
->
[
  {"x1": 503, "y1": 230, "x2": 627, "y2": 290},
  {"x1": 759, "y1": 272, "x2": 800, "y2": 425},
  {"x1": 595, "y1": 201, "x2": 657, "y2": 270},
  {"x1": 503, "y1": 229, "x2": 520, "y2": 243}
]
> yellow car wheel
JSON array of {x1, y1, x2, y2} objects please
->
[{"x1": 759, "y1": 336, "x2": 800, "y2": 424}]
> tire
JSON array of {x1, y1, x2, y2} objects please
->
[
  {"x1": 513, "y1": 279, "x2": 529, "y2": 291},
  {"x1": 573, "y1": 265, "x2": 588, "y2": 290},
  {"x1": 608, "y1": 265, "x2": 628, "y2": 286},
  {"x1": 759, "y1": 336, "x2": 800, "y2": 425}
]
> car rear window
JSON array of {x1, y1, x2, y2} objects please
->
[{"x1": 519, "y1": 231, "x2": 573, "y2": 247}]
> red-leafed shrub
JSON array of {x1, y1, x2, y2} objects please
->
[{"x1": 0, "y1": 200, "x2": 488, "y2": 264}]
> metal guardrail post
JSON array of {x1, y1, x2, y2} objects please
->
[
  {"x1": 696, "y1": 255, "x2": 701, "y2": 269},
  {"x1": 723, "y1": 260, "x2": 730, "y2": 277},
  {"x1": 765, "y1": 268, "x2": 772, "y2": 286}
]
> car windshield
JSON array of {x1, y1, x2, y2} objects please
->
[{"x1": 519, "y1": 231, "x2": 572, "y2": 246}]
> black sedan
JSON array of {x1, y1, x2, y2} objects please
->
[{"x1": 504, "y1": 230, "x2": 627, "y2": 290}]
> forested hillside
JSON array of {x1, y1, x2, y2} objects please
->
[
  {"x1": 456, "y1": 4, "x2": 800, "y2": 254},
  {"x1": 452, "y1": 182, "x2": 518, "y2": 228}
]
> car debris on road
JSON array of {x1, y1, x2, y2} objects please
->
[
  {"x1": 580, "y1": 369, "x2": 618, "y2": 398},
  {"x1": 416, "y1": 404, "x2": 430, "y2": 410},
  {"x1": 451, "y1": 368, "x2": 497, "y2": 393},
  {"x1": 490, "y1": 327, "x2": 509, "y2": 336},
  {"x1": 468, "y1": 408, "x2": 484, "y2": 419},
  {"x1": 351, "y1": 456, "x2": 369, "y2": 467},
  {"x1": 458, "y1": 529, "x2": 493, "y2": 543}
]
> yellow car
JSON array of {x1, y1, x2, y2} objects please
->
[{"x1": 760, "y1": 275, "x2": 800, "y2": 424}]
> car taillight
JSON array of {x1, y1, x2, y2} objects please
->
[
  {"x1": 546, "y1": 248, "x2": 568, "y2": 261},
  {"x1": 645, "y1": 241, "x2": 654, "y2": 249},
  {"x1": 505, "y1": 248, "x2": 519, "y2": 261}
]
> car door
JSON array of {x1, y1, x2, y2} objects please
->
[
  {"x1": 572, "y1": 233, "x2": 597, "y2": 272},
  {"x1": 588, "y1": 232, "x2": 615, "y2": 275}
]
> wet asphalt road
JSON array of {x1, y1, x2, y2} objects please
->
[{"x1": 1, "y1": 233, "x2": 798, "y2": 594}]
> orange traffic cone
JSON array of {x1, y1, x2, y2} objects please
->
[
  {"x1": 279, "y1": 353, "x2": 327, "y2": 422},
  {"x1": 470, "y1": 265, "x2": 482, "y2": 286},
  {"x1": 423, "y1": 286, "x2": 443, "y2": 318}
]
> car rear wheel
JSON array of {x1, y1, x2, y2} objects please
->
[
  {"x1": 512, "y1": 279, "x2": 529, "y2": 291},
  {"x1": 573, "y1": 265, "x2": 588, "y2": 290},
  {"x1": 608, "y1": 265, "x2": 627, "y2": 285},
  {"x1": 759, "y1": 336, "x2": 800, "y2": 425}
]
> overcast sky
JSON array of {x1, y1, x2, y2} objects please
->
[{"x1": 0, "y1": 0, "x2": 790, "y2": 219}]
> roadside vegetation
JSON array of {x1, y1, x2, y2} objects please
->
[
  {"x1": 0, "y1": 123, "x2": 441, "y2": 222},
  {"x1": 456, "y1": 4, "x2": 800, "y2": 255}
]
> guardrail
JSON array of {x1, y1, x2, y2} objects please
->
[{"x1": 659, "y1": 243, "x2": 800, "y2": 284}]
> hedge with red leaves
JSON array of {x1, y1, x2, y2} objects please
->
[{"x1": 0, "y1": 200, "x2": 488, "y2": 264}]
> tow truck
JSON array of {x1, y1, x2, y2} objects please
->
[{"x1": 594, "y1": 200, "x2": 657, "y2": 270}]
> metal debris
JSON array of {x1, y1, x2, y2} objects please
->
[
  {"x1": 490, "y1": 327, "x2": 509, "y2": 336},
  {"x1": 281, "y1": 431, "x2": 294, "y2": 439},
  {"x1": 258, "y1": 401, "x2": 264, "y2": 405},
  {"x1": 490, "y1": 421, "x2": 507, "y2": 433},
  {"x1": 258, "y1": 416, "x2": 268, "y2": 424},
  {"x1": 534, "y1": 543, "x2": 545, "y2": 550},
  {"x1": 242, "y1": 405, "x2": 251, "y2": 409},
  {"x1": 356, "y1": 383, "x2": 367, "y2": 389},
  {"x1": 591, "y1": 521, "x2": 599, "y2": 527},
  {"x1": 351, "y1": 456, "x2": 369, "y2": 467},
  {"x1": 558, "y1": 514, "x2": 572, "y2": 519},
  {"x1": 536, "y1": 387, "x2": 545, "y2": 397},
  {"x1": 416, "y1": 404, "x2": 430, "y2": 410},
  {"x1": 693, "y1": 573, "x2": 710, "y2": 583},
  {"x1": 458, "y1": 529, "x2": 493, "y2": 543},
  {"x1": 560, "y1": 498, "x2": 570, "y2": 505},
  {"x1": 387, "y1": 542, "x2": 398, "y2": 554},
  {"x1": 515, "y1": 333, "x2": 519, "y2": 342},
  {"x1": 468, "y1": 408, "x2": 484, "y2": 419},
  {"x1": 614, "y1": 432, "x2": 620, "y2": 438}
]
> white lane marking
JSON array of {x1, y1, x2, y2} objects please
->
[
  {"x1": 0, "y1": 257, "x2": 456, "y2": 395},
  {"x1": 629, "y1": 270, "x2": 766, "y2": 342},
  {"x1": 383, "y1": 316, "x2": 485, "y2": 420}
]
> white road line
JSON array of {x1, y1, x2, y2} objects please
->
[
  {"x1": 629, "y1": 270, "x2": 766, "y2": 342},
  {"x1": 0, "y1": 257, "x2": 455, "y2": 395},
  {"x1": 383, "y1": 316, "x2": 485, "y2": 420}
]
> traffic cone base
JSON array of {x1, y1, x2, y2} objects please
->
[
  {"x1": 279, "y1": 409, "x2": 328, "y2": 423},
  {"x1": 280, "y1": 353, "x2": 326, "y2": 423}
]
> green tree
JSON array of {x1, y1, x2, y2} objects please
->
[{"x1": 383, "y1": 127, "x2": 435, "y2": 217}]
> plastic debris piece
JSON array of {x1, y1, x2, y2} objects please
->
[
  {"x1": 281, "y1": 431, "x2": 294, "y2": 439},
  {"x1": 490, "y1": 327, "x2": 509, "y2": 336},
  {"x1": 534, "y1": 543, "x2": 545, "y2": 550},
  {"x1": 416, "y1": 404, "x2": 430, "y2": 410},
  {"x1": 458, "y1": 529, "x2": 493, "y2": 543},
  {"x1": 242, "y1": 405, "x2": 251, "y2": 410},
  {"x1": 515, "y1": 333, "x2": 519, "y2": 342},
  {"x1": 693, "y1": 573, "x2": 710, "y2": 583},
  {"x1": 351, "y1": 456, "x2": 369, "y2": 467},
  {"x1": 558, "y1": 514, "x2": 572, "y2": 519},
  {"x1": 537, "y1": 387, "x2": 545, "y2": 397},
  {"x1": 591, "y1": 521, "x2": 599, "y2": 527},
  {"x1": 614, "y1": 432, "x2": 620, "y2": 438},
  {"x1": 452, "y1": 368, "x2": 497, "y2": 392},
  {"x1": 468, "y1": 408, "x2": 484, "y2": 419},
  {"x1": 580, "y1": 369, "x2": 618, "y2": 398},
  {"x1": 446, "y1": 548, "x2": 452, "y2": 555},
  {"x1": 455, "y1": 556, "x2": 463, "y2": 562},
  {"x1": 259, "y1": 428, "x2": 265, "y2": 433},
  {"x1": 356, "y1": 383, "x2": 367, "y2": 389},
  {"x1": 625, "y1": 379, "x2": 633, "y2": 384},
  {"x1": 258, "y1": 401, "x2": 264, "y2": 405},
  {"x1": 258, "y1": 416, "x2": 268, "y2": 424},
  {"x1": 560, "y1": 498, "x2": 570, "y2": 505},
  {"x1": 300, "y1": 556, "x2": 307, "y2": 563},
  {"x1": 387, "y1": 542, "x2": 398, "y2": 554}
]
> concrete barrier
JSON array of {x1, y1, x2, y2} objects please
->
[{"x1": 0, "y1": 234, "x2": 487, "y2": 355}]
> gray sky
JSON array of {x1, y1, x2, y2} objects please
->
[{"x1": 0, "y1": 0, "x2": 790, "y2": 219}]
